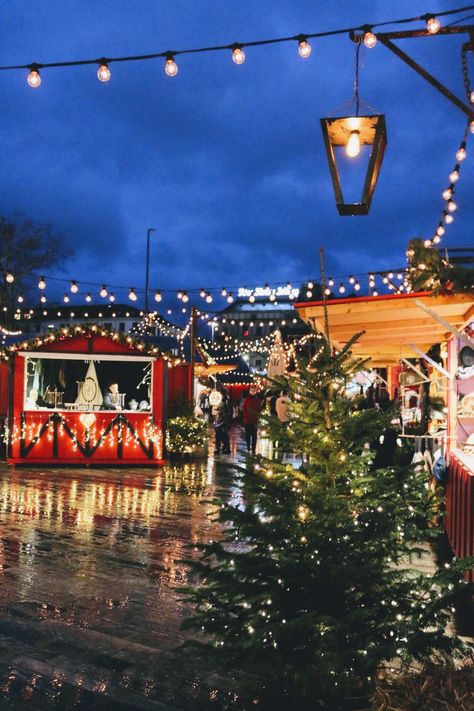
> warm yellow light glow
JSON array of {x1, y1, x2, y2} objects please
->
[
  {"x1": 298, "y1": 40, "x2": 312, "y2": 58},
  {"x1": 97, "y1": 64, "x2": 111, "y2": 82},
  {"x1": 100, "y1": 286, "x2": 108, "y2": 298},
  {"x1": 456, "y1": 147, "x2": 466, "y2": 162},
  {"x1": 129, "y1": 289, "x2": 138, "y2": 301},
  {"x1": 70, "y1": 281, "x2": 79, "y2": 293},
  {"x1": 346, "y1": 130, "x2": 361, "y2": 157},
  {"x1": 154, "y1": 291, "x2": 162, "y2": 302},
  {"x1": 442, "y1": 188, "x2": 452, "y2": 200},
  {"x1": 27, "y1": 68, "x2": 41, "y2": 88},
  {"x1": 232, "y1": 47, "x2": 246, "y2": 64},
  {"x1": 5, "y1": 272, "x2": 14, "y2": 284},
  {"x1": 38, "y1": 277, "x2": 46, "y2": 290},
  {"x1": 449, "y1": 169, "x2": 459, "y2": 182}
]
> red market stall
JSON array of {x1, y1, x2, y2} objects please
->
[{"x1": 5, "y1": 327, "x2": 169, "y2": 466}]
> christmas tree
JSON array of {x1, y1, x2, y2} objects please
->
[
  {"x1": 181, "y1": 334, "x2": 473, "y2": 709},
  {"x1": 406, "y1": 238, "x2": 474, "y2": 294}
]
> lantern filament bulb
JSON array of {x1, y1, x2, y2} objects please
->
[{"x1": 346, "y1": 130, "x2": 361, "y2": 158}]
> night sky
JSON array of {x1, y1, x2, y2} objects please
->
[{"x1": 1, "y1": 1, "x2": 473, "y2": 305}]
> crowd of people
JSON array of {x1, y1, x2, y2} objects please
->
[{"x1": 196, "y1": 384, "x2": 290, "y2": 455}]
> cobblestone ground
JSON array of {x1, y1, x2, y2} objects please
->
[{"x1": 0, "y1": 429, "x2": 255, "y2": 710}]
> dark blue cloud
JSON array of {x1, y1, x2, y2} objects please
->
[{"x1": 0, "y1": 0, "x2": 472, "y2": 305}]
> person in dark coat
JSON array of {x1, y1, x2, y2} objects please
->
[
  {"x1": 242, "y1": 384, "x2": 263, "y2": 454},
  {"x1": 214, "y1": 393, "x2": 232, "y2": 455}
]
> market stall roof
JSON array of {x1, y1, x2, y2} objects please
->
[{"x1": 294, "y1": 291, "x2": 474, "y2": 366}]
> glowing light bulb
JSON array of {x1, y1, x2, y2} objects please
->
[
  {"x1": 346, "y1": 131, "x2": 361, "y2": 158},
  {"x1": 426, "y1": 16, "x2": 440, "y2": 34},
  {"x1": 100, "y1": 286, "x2": 108, "y2": 298},
  {"x1": 339, "y1": 283, "x2": 346, "y2": 294},
  {"x1": 164, "y1": 56, "x2": 179, "y2": 77},
  {"x1": 436, "y1": 225, "x2": 445, "y2": 237},
  {"x1": 354, "y1": 281, "x2": 361, "y2": 291},
  {"x1": 249, "y1": 294, "x2": 256, "y2": 303},
  {"x1": 447, "y1": 200, "x2": 457, "y2": 212},
  {"x1": 221, "y1": 288, "x2": 227, "y2": 296},
  {"x1": 449, "y1": 169, "x2": 459, "y2": 183},
  {"x1": 5, "y1": 271, "x2": 14, "y2": 283},
  {"x1": 38, "y1": 277, "x2": 46, "y2": 290},
  {"x1": 154, "y1": 291, "x2": 162, "y2": 302},
  {"x1": 63, "y1": 294, "x2": 70, "y2": 303},
  {"x1": 97, "y1": 63, "x2": 111, "y2": 82},
  {"x1": 307, "y1": 281, "x2": 314, "y2": 289},
  {"x1": 227, "y1": 293, "x2": 234, "y2": 303},
  {"x1": 182, "y1": 292, "x2": 189, "y2": 303},
  {"x1": 70, "y1": 281, "x2": 79, "y2": 293},
  {"x1": 456, "y1": 146, "x2": 466, "y2": 162},
  {"x1": 205, "y1": 292, "x2": 213, "y2": 303},
  {"x1": 306, "y1": 290, "x2": 313, "y2": 299},
  {"x1": 424, "y1": 239, "x2": 432, "y2": 248},
  {"x1": 128, "y1": 288, "x2": 137, "y2": 301},
  {"x1": 442, "y1": 187, "x2": 452, "y2": 200},
  {"x1": 232, "y1": 47, "x2": 246, "y2": 65},
  {"x1": 363, "y1": 31, "x2": 377, "y2": 49},
  {"x1": 349, "y1": 275, "x2": 355, "y2": 284},
  {"x1": 17, "y1": 295, "x2": 24, "y2": 303},
  {"x1": 177, "y1": 290, "x2": 183, "y2": 300},
  {"x1": 328, "y1": 278, "x2": 334, "y2": 287},
  {"x1": 200, "y1": 288, "x2": 206, "y2": 298},
  {"x1": 298, "y1": 39, "x2": 312, "y2": 58},
  {"x1": 27, "y1": 67, "x2": 42, "y2": 88},
  {"x1": 269, "y1": 293, "x2": 276, "y2": 302},
  {"x1": 109, "y1": 292, "x2": 115, "y2": 302},
  {"x1": 445, "y1": 214, "x2": 454, "y2": 224},
  {"x1": 40, "y1": 294, "x2": 47, "y2": 303},
  {"x1": 85, "y1": 293, "x2": 92, "y2": 302},
  {"x1": 433, "y1": 235, "x2": 441, "y2": 244}
]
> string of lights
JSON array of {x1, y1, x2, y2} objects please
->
[{"x1": 1, "y1": 7, "x2": 471, "y2": 86}]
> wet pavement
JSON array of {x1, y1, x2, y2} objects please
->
[{"x1": 0, "y1": 428, "x2": 254, "y2": 710}]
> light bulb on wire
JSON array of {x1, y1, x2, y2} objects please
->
[
  {"x1": 442, "y1": 187, "x2": 453, "y2": 200},
  {"x1": 100, "y1": 285, "x2": 108, "y2": 298},
  {"x1": 27, "y1": 66, "x2": 42, "y2": 88},
  {"x1": 70, "y1": 281, "x2": 79, "y2": 293},
  {"x1": 426, "y1": 15, "x2": 441, "y2": 34},
  {"x1": 447, "y1": 200, "x2": 457, "y2": 212},
  {"x1": 40, "y1": 294, "x2": 47, "y2": 304},
  {"x1": 164, "y1": 55, "x2": 179, "y2": 77},
  {"x1": 363, "y1": 31, "x2": 377, "y2": 48},
  {"x1": 227, "y1": 293, "x2": 234, "y2": 303},
  {"x1": 97, "y1": 62, "x2": 111, "y2": 82},
  {"x1": 38, "y1": 276, "x2": 46, "y2": 290},
  {"x1": 297, "y1": 38, "x2": 312, "y2": 58},
  {"x1": 128, "y1": 288, "x2": 137, "y2": 301},
  {"x1": 154, "y1": 291, "x2": 162, "y2": 302},
  {"x1": 449, "y1": 167, "x2": 460, "y2": 182},
  {"x1": 63, "y1": 294, "x2": 70, "y2": 303},
  {"x1": 17, "y1": 295, "x2": 24, "y2": 303},
  {"x1": 109, "y1": 292, "x2": 116, "y2": 302},
  {"x1": 85, "y1": 293, "x2": 92, "y2": 303},
  {"x1": 456, "y1": 144, "x2": 466, "y2": 162},
  {"x1": 232, "y1": 46, "x2": 246, "y2": 64},
  {"x1": 5, "y1": 271, "x2": 14, "y2": 284}
]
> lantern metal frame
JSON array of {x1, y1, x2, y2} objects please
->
[{"x1": 320, "y1": 113, "x2": 387, "y2": 216}]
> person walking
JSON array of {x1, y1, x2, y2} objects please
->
[
  {"x1": 214, "y1": 393, "x2": 232, "y2": 455},
  {"x1": 242, "y1": 384, "x2": 263, "y2": 454}
]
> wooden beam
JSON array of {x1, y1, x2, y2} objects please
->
[
  {"x1": 401, "y1": 358, "x2": 430, "y2": 384},
  {"x1": 408, "y1": 343, "x2": 452, "y2": 379},
  {"x1": 413, "y1": 298, "x2": 474, "y2": 349}
]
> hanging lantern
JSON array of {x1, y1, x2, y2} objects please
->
[{"x1": 320, "y1": 114, "x2": 387, "y2": 215}]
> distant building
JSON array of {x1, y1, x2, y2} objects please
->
[{"x1": 212, "y1": 286, "x2": 311, "y2": 374}]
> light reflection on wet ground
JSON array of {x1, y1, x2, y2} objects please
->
[{"x1": 0, "y1": 432, "x2": 251, "y2": 709}]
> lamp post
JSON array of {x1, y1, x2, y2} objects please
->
[{"x1": 145, "y1": 227, "x2": 156, "y2": 314}]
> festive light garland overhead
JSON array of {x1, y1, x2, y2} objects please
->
[{"x1": 1, "y1": 7, "x2": 472, "y2": 84}]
